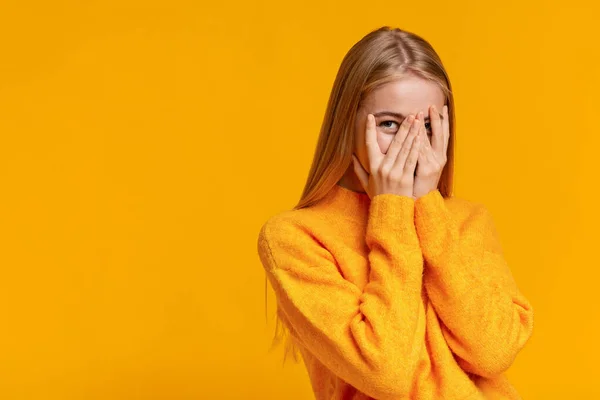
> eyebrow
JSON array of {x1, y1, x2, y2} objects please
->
[{"x1": 373, "y1": 111, "x2": 444, "y2": 121}]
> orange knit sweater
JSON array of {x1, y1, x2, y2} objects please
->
[{"x1": 257, "y1": 184, "x2": 534, "y2": 400}]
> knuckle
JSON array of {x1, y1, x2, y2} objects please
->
[
  {"x1": 423, "y1": 168, "x2": 435, "y2": 177},
  {"x1": 369, "y1": 163, "x2": 379, "y2": 176},
  {"x1": 399, "y1": 175, "x2": 412, "y2": 186},
  {"x1": 379, "y1": 164, "x2": 390, "y2": 177}
]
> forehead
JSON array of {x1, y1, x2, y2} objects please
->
[{"x1": 362, "y1": 75, "x2": 445, "y2": 114}]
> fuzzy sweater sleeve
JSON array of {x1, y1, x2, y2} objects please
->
[
  {"x1": 414, "y1": 188, "x2": 534, "y2": 378},
  {"x1": 257, "y1": 193, "x2": 426, "y2": 400}
]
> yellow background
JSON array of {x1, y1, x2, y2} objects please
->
[{"x1": 0, "y1": 0, "x2": 597, "y2": 399}]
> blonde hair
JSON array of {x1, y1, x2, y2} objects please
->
[{"x1": 264, "y1": 25, "x2": 457, "y2": 366}]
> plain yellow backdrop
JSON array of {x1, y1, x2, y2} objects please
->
[{"x1": 0, "y1": 0, "x2": 598, "y2": 399}]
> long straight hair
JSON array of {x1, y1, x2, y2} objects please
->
[{"x1": 265, "y1": 26, "x2": 457, "y2": 366}]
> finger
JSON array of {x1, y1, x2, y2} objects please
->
[
  {"x1": 421, "y1": 125, "x2": 434, "y2": 155},
  {"x1": 394, "y1": 116, "x2": 421, "y2": 172},
  {"x1": 404, "y1": 127, "x2": 422, "y2": 174},
  {"x1": 417, "y1": 133, "x2": 425, "y2": 164},
  {"x1": 424, "y1": 128, "x2": 441, "y2": 166},
  {"x1": 352, "y1": 154, "x2": 369, "y2": 191},
  {"x1": 418, "y1": 121, "x2": 430, "y2": 161},
  {"x1": 364, "y1": 114, "x2": 381, "y2": 169},
  {"x1": 422, "y1": 139, "x2": 435, "y2": 165},
  {"x1": 429, "y1": 105, "x2": 444, "y2": 156},
  {"x1": 383, "y1": 114, "x2": 415, "y2": 168},
  {"x1": 416, "y1": 126, "x2": 426, "y2": 172},
  {"x1": 442, "y1": 105, "x2": 450, "y2": 155}
]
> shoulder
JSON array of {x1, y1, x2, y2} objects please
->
[
  {"x1": 258, "y1": 201, "x2": 333, "y2": 242},
  {"x1": 444, "y1": 194, "x2": 502, "y2": 249},
  {"x1": 258, "y1": 208, "x2": 309, "y2": 244},
  {"x1": 257, "y1": 211, "x2": 297, "y2": 249},
  {"x1": 257, "y1": 209, "x2": 334, "y2": 271},
  {"x1": 444, "y1": 194, "x2": 493, "y2": 225}
]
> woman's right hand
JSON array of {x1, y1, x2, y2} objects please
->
[{"x1": 352, "y1": 113, "x2": 424, "y2": 199}]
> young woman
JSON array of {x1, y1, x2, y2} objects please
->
[{"x1": 257, "y1": 26, "x2": 534, "y2": 400}]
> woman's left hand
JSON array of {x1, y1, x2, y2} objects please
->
[{"x1": 413, "y1": 104, "x2": 449, "y2": 200}]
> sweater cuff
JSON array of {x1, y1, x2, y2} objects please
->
[
  {"x1": 367, "y1": 193, "x2": 418, "y2": 246},
  {"x1": 414, "y1": 189, "x2": 451, "y2": 255}
]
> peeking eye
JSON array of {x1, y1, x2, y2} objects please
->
[
  {"x1": 424, "y1": 121, "x2": 432, "y2": 132},
  {"x1": 379, "y1": 120, "x2": 399, "y2": 130}
]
